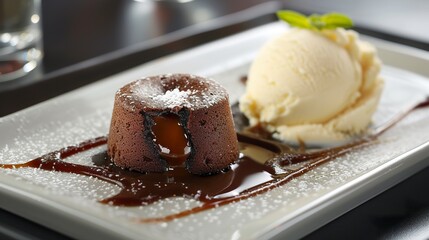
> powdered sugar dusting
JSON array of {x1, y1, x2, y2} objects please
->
[
  {"x1": 121, "y1": 74, "x2": 228, "y2": 111},
  {"x1": 152, "y1": 89, "x2": 195, "y2": 108}
]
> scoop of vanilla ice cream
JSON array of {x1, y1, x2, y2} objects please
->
[{"x1": 240, "y1": 28, "x2": 383, "y2": 145}]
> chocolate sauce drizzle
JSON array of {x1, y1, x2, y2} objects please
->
[{"x1": 1, "y1": 98, "x2": 428, "y2": 223}]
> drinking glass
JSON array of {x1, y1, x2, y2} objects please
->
[{"x1": 0, "y1": 0, "x2": 42, "y2": 82}]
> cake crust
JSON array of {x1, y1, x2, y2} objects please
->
[{"x1": 107, "y1": 74, "x2": 239, "y2": 174}]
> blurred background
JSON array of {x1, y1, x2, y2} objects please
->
[
  {"x1": 0, "y1": 0, "x2": 428, "y2": 239},
  {"x1": 1, "y1": 0, "x2": 428, "y2": 117}
]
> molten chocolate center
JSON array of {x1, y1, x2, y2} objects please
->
[{"x1": 152, "y1": 113, "x2": 191, "y2": 166}]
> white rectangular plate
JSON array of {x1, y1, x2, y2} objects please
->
[{"x1": 1, "y1": 22, "x2": 429, "y2": 240}]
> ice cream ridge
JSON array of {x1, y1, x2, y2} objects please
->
[{"x1": 240, "y1": 11, "x2": 384, "y2": 146}]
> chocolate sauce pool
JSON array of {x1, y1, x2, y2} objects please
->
[{"x1": 1, "y1": 99, "x2": 428, "y2": 223}]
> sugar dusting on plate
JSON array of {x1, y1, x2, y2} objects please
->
[{"x1": 1, "y1": 68, "x2": 429, "y2": 240}]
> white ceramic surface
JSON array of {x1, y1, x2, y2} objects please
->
[{"x1": 1, "y1": 22, "x2": 429, "y2": 240}]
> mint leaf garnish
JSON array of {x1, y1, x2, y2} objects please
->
[
  {"x1": 276, "y1": 10, "x2": 353, "y2": 30},
  {"x1": 320, "y1": 13, "x2": 353, "y2": 29},
  {"x1": 276, "y1": 10, "x2": 312, "y2": 29}
]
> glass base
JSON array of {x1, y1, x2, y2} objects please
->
[
  {"x1": 0, "y1": 28, "x2": 42, "y2": 82},
  {"x1": 0, "y1": 46, "x2": 42, "y2": 82}
]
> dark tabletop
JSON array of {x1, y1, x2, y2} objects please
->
[{"x1": 1, "y1": 0, "x2": 429, "y2": 239}]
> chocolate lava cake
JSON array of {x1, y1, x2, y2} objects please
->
[{"x1": 107, "y1": 74, "x2": 239, "y2": 175}]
